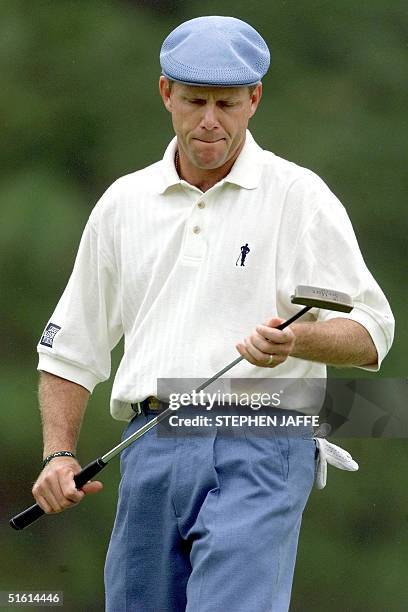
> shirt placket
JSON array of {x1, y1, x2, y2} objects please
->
[{"x1": 180, "y1": 191, "x2": 209, "y2": 264}]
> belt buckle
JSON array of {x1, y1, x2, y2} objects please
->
[{"x1": 148, "y1": 397, "x2": 161, "y2": 411}]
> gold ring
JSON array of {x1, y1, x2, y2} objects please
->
[{"x1": 267, "y1": 355, "x2": 274, "y2": 365}]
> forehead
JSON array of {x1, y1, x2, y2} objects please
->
[{"x1": 174, "y1": 83, "x2": 248, "y2": 99}]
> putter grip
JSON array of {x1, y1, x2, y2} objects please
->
[{"x1": 9, "y1": 457, "x2": 106, "y2": 530}]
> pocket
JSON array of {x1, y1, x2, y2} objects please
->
[
  {"x1": 243, "y1": 427, "x2": 290, "y2": 482},
  {"x1": 299, "y1": 425, "x2": 315, "y2": 440},
  {"x1": 275, "y1": 431, "x2": 290, "y2": 481},
  {"x1": 313, "y1": 438, "x2": 319, "y2": 483}
]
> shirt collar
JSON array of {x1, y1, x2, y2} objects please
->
[{"x1": 157, "y1": 129, "x2": 263, "y2": 194}]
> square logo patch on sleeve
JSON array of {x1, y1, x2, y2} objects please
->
[{"x1": 40, "y1": 323, "x2": 62, "y2": 348}]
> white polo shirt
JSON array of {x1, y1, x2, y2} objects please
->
[{"x1": 37, "y1": 131, "x2": 394, "y2": 421}]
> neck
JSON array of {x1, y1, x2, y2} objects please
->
[{"x1": 176, "y1": 142, "x2": 244, "y2": 192}]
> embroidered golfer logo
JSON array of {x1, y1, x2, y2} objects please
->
[{"x1": 236, "y1": 243, "x2": 250, "y2": 266}]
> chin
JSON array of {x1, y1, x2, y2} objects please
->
[
  {"x1": 197, "y1": 158, "x2": 226, "y2": 170},
  {"x1": 193, "y1": 150, "x2": 227, "y2": 168}
]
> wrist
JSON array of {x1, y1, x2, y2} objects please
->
[
  {"x1": 289, "y1": 321, "x2": 313, "y2": 359},
  {"x1": 42, "y1": 450, "x2": 76, "y2": 468}
]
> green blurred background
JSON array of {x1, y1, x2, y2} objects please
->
[{"x1": 1, "y1": 1, "x2": 407, "y2": 610}]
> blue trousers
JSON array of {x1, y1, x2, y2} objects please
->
[{"x1": 104, "y1": 407, "x2": 316, "y2": 612}]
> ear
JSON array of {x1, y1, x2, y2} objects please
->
[
  {"x1": 248, "y1": 82, "x2": 263, "y2": 119},
  {"x1": 159, "y1": 76, "x2": 173, "y2": 112}
]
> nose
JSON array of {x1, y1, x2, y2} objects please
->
[{"x1": 200, "y1": 103, "x2": 219, "y2": 130}]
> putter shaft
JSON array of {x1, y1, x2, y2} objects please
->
[
  {"x1": 11, "y1": 305, "x2": 313, "y2": 530},
  {"x1": 11, "y1": 285, "x2": 353, "y2": 531}
]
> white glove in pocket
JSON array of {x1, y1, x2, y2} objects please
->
[{"x1": 313, "y1": 438, "x2": 359, "y2": 489}]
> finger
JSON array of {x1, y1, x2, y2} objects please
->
[
  {"x1": 35, "y1": 470, "x2": 74, "y2": 511},
  {"x1": 263, "y1": 317, "x2": 285, "y2": 328},
  {"x1": 39, "y1": 486, "x2": 64, "y2": 513},
  {"x1": 46, "y1": 472, "x2": 70, "y2": 509},
  {"x1": 250, "y1": 332, "x2": 282, "y2": 355},
  {"x1": 238, "y1": 340, "x2": 284, "y2": 368},
  {"x1": 60, "y1": 470, "x2": 85, "y2": 503},
  {"x1": 36, "y1": 495, "x2": 53, "y2": 514},
  {"x1": 256, "y1": 325, "x2": 293, "y2": 344},
  {"x1": 80, "y1": 481, "x2": 103, "y2": 495},
  {"x1": 236, "y1": 342, "x2": 260, "y2": 366},
  {"x1": 244, "y1": 337, "x2": 270, "y2": 363}
]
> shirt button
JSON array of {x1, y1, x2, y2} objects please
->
[
  {"x1": 192, "y1": 225, "x2": 201, "y2": 234},
  {"x1": 197, "y1": 201, "x2": 205, "y2": 209}
]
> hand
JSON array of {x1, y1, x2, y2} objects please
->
[
  {"x1": 236, "y1": 317, "x2": 296, "y2": 368},
  {"x1": 32, "y1": 457, "x2": 103, "y2": 514}
]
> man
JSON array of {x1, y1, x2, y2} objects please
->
[
  {"x1": 237, "y1": 243, "x2": 250, "y2": 266},
  {"x1": 33, "y1": 16, "x2": 394, "y2": 612}
]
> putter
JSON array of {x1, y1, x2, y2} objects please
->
[{"x1": 10, "y1": 285, "x2": 353, "y2": 530}]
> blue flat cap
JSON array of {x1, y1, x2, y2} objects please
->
[{"x1": 160, "y1": 16, "x2": 270, "y2": 87}]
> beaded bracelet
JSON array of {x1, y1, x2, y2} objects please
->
[{"x1": 42, "y1": 451, "x2": 76, "y2": 468}]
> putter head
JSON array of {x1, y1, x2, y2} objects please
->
[{"x1": 291, "y1": 285, "x2": 353, "y2": 313}]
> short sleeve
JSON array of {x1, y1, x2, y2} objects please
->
[
  {"x1": 277, "y1": 176, "x2": 395, "y2": 371},
  {"x1": 37, "y1": 199, "x2": 123, "y2": 391}
]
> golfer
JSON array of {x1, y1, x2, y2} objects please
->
[
  {"x1": 33, "y1": 16, "x2": 394, "y2": 612},
  {"x1": 237, "y1": 243, "x2": 250, "y2": 266}
]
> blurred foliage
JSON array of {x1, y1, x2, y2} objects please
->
[{"x1": 1, "y1": 1, "x2": 406, "y2": 611}]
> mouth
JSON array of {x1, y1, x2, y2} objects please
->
[{"x1": 193, "y1": 138, "x2": 226, "y2": 143}]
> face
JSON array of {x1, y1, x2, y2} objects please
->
[{"x1": 159, "y1": 77, "x2": 262, "y2": 170}]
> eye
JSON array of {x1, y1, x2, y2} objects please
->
[{"x1": 219, "y1": 101, "x2": 236, "y2": 108}]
